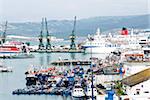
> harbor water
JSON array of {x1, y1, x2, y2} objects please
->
[{"x1": 0, "y1": 52, "x2": 110, "y2": 100}]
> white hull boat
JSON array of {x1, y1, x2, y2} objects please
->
[
  {"x1": 72, "y1": 84, "x2": 85, "y2": 98},
  {"x1": 85, "y1": 86, "x2": 98, "y2": 97},
  {"x1": 0, "y1": 65, "x2": 12, "y2": 72}
]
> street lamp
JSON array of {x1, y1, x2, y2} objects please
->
[{"x1": 90, "y1": 40, "x2": 94, "y2": 100}]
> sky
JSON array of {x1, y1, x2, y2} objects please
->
[{"x1": 0, "y1": 0, "x2": 149, "y2": 22}]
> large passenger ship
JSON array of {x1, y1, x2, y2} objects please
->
[{"x1": 81, "y1": 28, "x2": 145, "y2": 53}]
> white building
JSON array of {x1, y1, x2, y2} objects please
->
[{"x1": 122, "y1": 68, "x2": 150, "y2": 100}]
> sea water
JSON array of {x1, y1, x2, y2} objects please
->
[{"x1": 0, "y1": 52, "x2": 108, "y2": 100}]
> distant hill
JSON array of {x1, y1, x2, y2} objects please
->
[{"x1": 0, "y1": 14, "x2": 150, "y2": 39}]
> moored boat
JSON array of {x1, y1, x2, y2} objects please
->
[
  {"x1": 72, "y1": 83, "x2": 85, "y2": 98},
  {"x1": 0, "y1": 41, "x2": 34, "y2": 58},
  {"x1": 85, "y1": 84, "x2": 98, "y2": 98},
  {"x1": 0, "y1": 45, "x2": 21, "y2": 57},
  {"x1": 0, "y1": 65, "x2": 12, "y2": 72}
]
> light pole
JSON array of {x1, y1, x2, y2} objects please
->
[{"x1": 90, "y1": 40, "x2": 94, "y2": 100}]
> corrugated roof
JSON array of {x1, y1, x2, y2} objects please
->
[{"x1": 121, "y1": 68, "x2": 150, "y2": 87}]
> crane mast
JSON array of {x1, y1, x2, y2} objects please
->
[
  {"x1": 38, "y1": 18, "x2": 45, "y2": 50},
  {"x1": 1, "y1": 21, "x2": 8, "y2": 44},
  {"x1": 45, "y1": 18, "x2": 52, "y2": 50},
  {"x1": 70, "y1": 16, "x2": 77, "y2": 50}
]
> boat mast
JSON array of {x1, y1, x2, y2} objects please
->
[
  {"x1": 45, "y1": 18, "x2": 52, "y2": 50},
  {"x1": 90, "y1": 40, "x2": 94, "y2": 100}
]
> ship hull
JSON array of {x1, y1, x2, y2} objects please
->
[{"x1": 83, "y1": 46, "x2": 118, "y2": 53}]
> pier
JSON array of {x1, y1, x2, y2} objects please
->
[
  {"x1": 33, "y1": 49, "x2": 84, "y2": 53},
  {"x1": 51, "y1": 59, "x2": 91, "y2": 65}
]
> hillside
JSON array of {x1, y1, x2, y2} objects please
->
[{"x1": 0, "y1": 14, "x2": 149, "y2": 39}]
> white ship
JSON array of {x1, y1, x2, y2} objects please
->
[
  {"x1": 0, "y1": 41, "x2": 32, "y2": 58},
  {"x1": 81, "y1": 28, "x2": 142, "y2": 53},
  {"x1": 81, "y1": 28, "x2": 123, "y2": 53}
]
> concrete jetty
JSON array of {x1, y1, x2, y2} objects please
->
[
  {"x1": 51, "y1": 59, "x2": 91, "y2": 65},
  {"x1": 32, "y1": 49, "x2": 84, "y2": 53}
]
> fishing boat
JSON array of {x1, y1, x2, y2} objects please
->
[
  {"x1": 10, "y1": 53, "x2": 34, "y2": 59},
  {"x1": 121, "y1": 49, "x2": 145, "y2": 62},
  {"x1": 85, "y1": 84, "x2": 98, "y2": 98},
  {"x1": 0, "y1": 65, "x2": 12, "y2": 72},
  {"x1": 72, "y1": 83, "x2": 85, "y2": 98},
  {"x1": 25, "y1": 74, "x2": 37, "y2": 86}
]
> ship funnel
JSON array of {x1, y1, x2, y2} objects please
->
[
  {"x1": 121, "y1": 27, "x2": 128, "y2": 35},
  {"x1": 96, "y1": 28, "x2": 100, "y2": 36}
]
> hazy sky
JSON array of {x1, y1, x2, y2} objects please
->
[{"x1": 0, "y1": 0, "x2": 149, "y2": 22}]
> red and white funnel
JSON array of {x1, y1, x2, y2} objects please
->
[{"x1": 121, "y1": 27, "x2": 128, "y2": 35}]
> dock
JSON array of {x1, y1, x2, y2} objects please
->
[
  {"x1": 0, "y1": 54, "x2": 34, "y2": 59},
  {"x1": 32, "y1": 49, "x2": 84, "y2": 53},
  {"x1": 51, "y1": 59, "x2": 91, "y2": 65}
]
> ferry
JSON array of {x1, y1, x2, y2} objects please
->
[
  {"x1": 81, "y1": 28, "x2": 122, "y2": 53},
  {"x1": 0, "y1": 45, "x2": 21, "y2": 57},
  {"x1": 0, "y1": 41, "x2": 30, "y2": 58},
  {"x1": 81, "y1": 28, "x2": 142, "y2": 53}
]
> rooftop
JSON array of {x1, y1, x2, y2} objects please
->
[{"x1": 121, "y1": 68, "x2": 150, "y2": 87}]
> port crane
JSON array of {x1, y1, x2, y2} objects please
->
[
  {"x1": 45, "y1": 18, "x2": 52, "y2": 50},
  {"x1": 1, "y1": 21, "x2": 8, "y2": 44},
  {"x1": 70, "y1": 16, "x2": 77, "y2": 50},
  {"x1": 38, "y1": 18, "x2": 45, "y2": 50}
]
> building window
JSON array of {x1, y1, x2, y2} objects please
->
[
  {"x1": 144, "y1": 91, "x2": 149, "y2": 93},
  {"x1": 136, "y1": 91, "x2": 140, "y2": 95},
  {"x1": 141, "y1": 85, "x2": 143, "y2": 88}
]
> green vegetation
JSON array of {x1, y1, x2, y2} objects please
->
[{"x1": 114, "y1": 81, "x2": 126, "y2": 96}]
